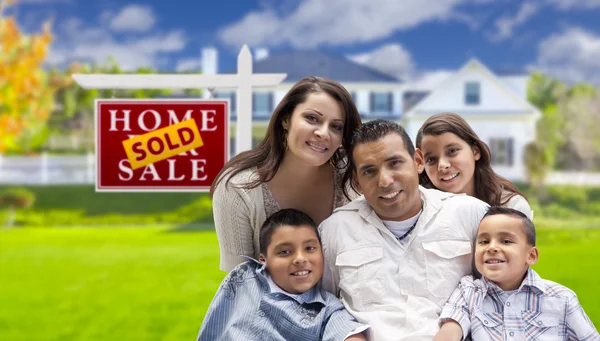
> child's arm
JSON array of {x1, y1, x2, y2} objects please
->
[
  {"x1": 344, "y1": 332, "x2": 367, "y2": 341},
  {"x1": 436, "y1": 277, "x2": 477, "y2": 341},
  {"x1": 433, "y1": 320, "x2": 463, "y2": 341},
  {"x1": 564, "y1": 290, "x2": 600, "y2": 340}
]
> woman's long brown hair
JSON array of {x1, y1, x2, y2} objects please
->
[
  {"x1": 415, "y1": 112, "x2": 527, "y2": 206},
  {"x1": 209, "y1": 76, "x2": 362, "y2": 197}
]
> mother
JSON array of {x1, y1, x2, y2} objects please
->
[{"x1": 209, "y1": 76, "x2": 362, "y2": 272}]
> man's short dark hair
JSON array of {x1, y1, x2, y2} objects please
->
[
  {"x1": 482, "y1": 206, "x2": 536, "y2": 246},
  {"x1": 259, "y1": 208, "x2": 320, "y2": 255}
]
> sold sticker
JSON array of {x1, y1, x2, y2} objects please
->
[{"x1": 122, "y1": 119, "x2": 204, "y2": 170}]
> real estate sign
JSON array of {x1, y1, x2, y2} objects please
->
[{"x1": 95, "y1": 99, "x2": 229, "y2": 192}]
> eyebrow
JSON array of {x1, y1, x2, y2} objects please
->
[
  {"x1": 358, "y1": 154, "x2": 405, "y2": 172},
  {"x1": 477, "y1": 231, "x2": 518, "y2": 239},
  {"x1": 303, "y1": 109, "x2": 344, "y2": 123}
]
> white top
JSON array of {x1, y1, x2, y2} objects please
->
[
  {"x1": 319, "y1": 187, "x2": 490, "y2": 341},
  {"x1": 212, "y1": 166, "x2": 355, "y2": 272},
  {"x1": 503, "y1": 191, "x2": 534, "y2": 220}
]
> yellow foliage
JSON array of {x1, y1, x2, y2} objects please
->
[{"x1": 0, "y1": 7, "x2": 61, "y2": 153}]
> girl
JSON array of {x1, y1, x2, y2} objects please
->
[
  {"x1": 209, "y1": 76, "x2": 362, "y2": 272},
  {"x1": 415, "y1": 112, "x2": 532, "y2": 219}
]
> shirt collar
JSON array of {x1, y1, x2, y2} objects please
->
[
  {"x1": 482, "y1": 268, "x2": 547, "y2": 297},
  {"x1": 242, "y1": 256, "x2": 327, "y2": 306}
]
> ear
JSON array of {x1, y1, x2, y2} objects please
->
[
  {"x1": 472, "y1": 145, "x2": 481, "y2": 161},
  {"x1": 352, "y1": 171, "x2": 362, "y2": 194},
  {"x1": 526, "y1": 246, "x2": 539, "y2": 266},
  {"x1": 259, "y1": 253, "x2": 266, "y2": 264},
  {"x1": 282, "y1": 116, "x2": 290, "y2": 131},
  {"x1": 414, "y1": 148, "x2": 425, "y2": 174}
]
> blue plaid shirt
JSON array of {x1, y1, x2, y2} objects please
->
[
  {"x1": 198, "y1": 258, "x2": 367, "y2": 341},
  {"x1": 439, "y1": 268, "x2": 600, "y2": 341}
]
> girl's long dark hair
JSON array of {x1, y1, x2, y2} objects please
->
[
  {"x1": 209, "y1": 76, "x2": 362, "y2": 197},
  {"x1": 415, "y1": 112, "x2": 526, "y2": 206}
]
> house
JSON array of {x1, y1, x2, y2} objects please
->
[
  {"x1": 402, "y1": 58, "x2": 542, "y2": 182},
  {"x1": 199, "y1": 47, "x2": 405, "y2": 152}
]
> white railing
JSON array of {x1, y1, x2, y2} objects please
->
[
  {"x1": 0, "y1": 153, "x2": 95, "y2": 185},
  {"x1": 1, "y1": 154, "x2": 600, "y2": 186}
]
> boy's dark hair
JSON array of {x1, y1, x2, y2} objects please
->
[
  {"x1": 343, "y1": 119, "x2": 415, "y2": 197},
  {"x1": 482, "y1": 206, "x2": 536, "y2": 246},
  {"x1": 259, "y1": 208, "x2": 320, "y2": 255}
]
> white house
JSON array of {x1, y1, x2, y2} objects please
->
[
  {"x1": 198, "y1": 47, "x2": 405, "y2": 153},
  {"x1": 402, "y1": 58, "x2": 542, "y2": 182}
]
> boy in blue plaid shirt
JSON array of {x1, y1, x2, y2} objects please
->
[
  {"x1": 434, "y1": 206, "x2": 599, "y2": 341},
  {"x1": 198, "y1": 208, "x2": 368, "y2": 341}
]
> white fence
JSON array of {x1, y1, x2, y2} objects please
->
[
  {"x1": 1, "y1": 154, "x2": 600, "y2": 186},
  {"x1": 0, "y1": 153, "x2": 95, "y2": 185}
]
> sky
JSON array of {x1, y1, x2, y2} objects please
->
[{"x1": 9, "y1": 0, "x2": 600, "y2": 88}]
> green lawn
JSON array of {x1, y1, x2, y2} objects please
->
[{"x1": 0, "y1": 226, "x2": 599, "y2": 341}]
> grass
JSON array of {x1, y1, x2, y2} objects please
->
[{"x1": 0, "y1": 226, "x2": 599, "y2": 341}]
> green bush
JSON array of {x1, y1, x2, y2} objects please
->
[
  {"x1": 0, "y1": 188, "x2": 36, "y2": 209},
  {"x1": 544, "y1": 185, "x2": 589, "y2": 210}
]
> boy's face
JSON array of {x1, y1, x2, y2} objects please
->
[
  {"x1": 259, "y1": 224, "x2": 323, "y2": 294},
  {"x1": 475, "y1": 214, "x2": 538, "y2": 291}
]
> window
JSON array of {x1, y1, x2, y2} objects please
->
[
  {"x1": 370, "y1": 92, "x2": 393, "y2": 113},
  {"x1": 214, "y1": 91, "x2": 236, "y2": 113},
  {"x1": 490, "y1": 138, "x2": 514, "y2": 166},
  {"x1": 465, "y1": 82, "x2": 480, "y2": 105},
  {"x1": 253, "y1": 92, "x2": 273, "y2": 117}
]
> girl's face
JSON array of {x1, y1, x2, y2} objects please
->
[
  {"x1": 418, "y1": 132, "x2": 480, "y2": 196},
  {"x1": 282, "y1": 92, "x2": 345, "y2": 167}
]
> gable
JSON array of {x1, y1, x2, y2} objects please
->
[{"x1": 405, "y1": 59, "x2": 539, "y2": 118}]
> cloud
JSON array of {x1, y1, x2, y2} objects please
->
[
  {"x1": 175, "y1": 58, "x2": 202, "y2": 72},
  {"x1": 46, "y1": 5, "x2": 186, "y2": 70},
  {"x1": 531, "y1": 27, "x2": 600, "y2": 86},
  {"x1": 407, "y1": 70, "x2": 456, "y2": 90},
  {"x1": 348, "y1": 43, "x2": 415, "y2": 81},
  {"x1": 108, "y1": 4, "x2": 157, "y2": 33},
  {"x1": 545, "y1": 0, "x2": 600, "y2": 10},
  {"x1": 218, "y1": 0, "x2": 478, "y2": 48},
  {"x1": 487, "y1": 2, "x2": 539, "y2": 42}
]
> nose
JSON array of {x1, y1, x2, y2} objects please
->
[
  {"x1": 314, "y1": 125, "x2": 330, "y2": 141},
  {"x1": 378, "y1": 170, "x2": 393, "y2": 188},
  {"x1": 438, "y1": 157, "x2": 450, "y2": 171},
  {"x1": 293, "y1": 251, "x2": 307, "y2": 265},
  {"x1": 487, "y1": 240, "x2": 499, "y2": 253}
]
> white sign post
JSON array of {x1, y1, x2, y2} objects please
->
[{"x1": 72, "y1": 45, "x2": 287, "y2": 155}]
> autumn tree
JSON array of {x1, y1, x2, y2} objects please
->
[{"x1": 0, "y1": 0, "x2": 66, "y2": 153}]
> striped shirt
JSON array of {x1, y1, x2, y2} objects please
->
[
  {"x1": 197, "y1": 258, "x2": 368, "y2": 341},
  {"x1": 439, "y1": 268, "x2": 600, "y2": 341}
]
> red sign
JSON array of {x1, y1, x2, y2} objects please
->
[{"x1": 95, "y1": 99, "x2": 229, "y2": 192}]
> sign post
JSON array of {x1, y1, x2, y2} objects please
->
[{"x1": 71, "y1": 45, "x2": 287, "y2": 192}]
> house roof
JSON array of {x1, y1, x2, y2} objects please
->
[
  {"x1": 403, "y1": 91, "x2": 430, "y2": 112},
  {"x1": 404, "y1": 58, "x2": 541, "y2": 119},
  {"x1": 224, "y1": 50, "x2": 401, "y2": 83}
]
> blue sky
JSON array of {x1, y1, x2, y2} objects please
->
[{"x1": 10, "y1": 0, "x2": 600, "y2": 87}]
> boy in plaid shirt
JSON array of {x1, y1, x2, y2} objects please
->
[{"x1": 433, "y1": 206, "x2": 599, "y2": 341}]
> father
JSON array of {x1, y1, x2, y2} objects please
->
[{"x1": 319, "y1": 120, "x2": 489, "y2": 340}]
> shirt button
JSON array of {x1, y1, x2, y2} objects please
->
[
  {"x1": 506, "y1": 302, "x2": 511, "y2": 307},
  {"x1": 258, "y1": 311, "x2": 265, "y2": 317},
  {"x1": 537, "y1": 321, "x2": 543, "y2": 326},
  {"x1": 509, "y1": 332, "x2": 514, "y2": 337},
  {"x1": 484, "y1": 320, "x2": 488, "y2": 325}
]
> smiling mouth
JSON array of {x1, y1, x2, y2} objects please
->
[
  {"x1": 485, "y1": 259, "x2": 505, "y2": 264},
  {"x1": 441, "y1": 173, "x2": 459, "y2": 181},
  {"x1": 380, "y1": 191, "x2": 400, "y2": 199},
  {"x1": 306, "y1": 142, "x2": 328, "y2": 153},
  {"x1": 291, "y1": 270, "x2": 311, "y2": 276}
]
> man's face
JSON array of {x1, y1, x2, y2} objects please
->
[{"x1": 352, "y1": 132, "x2": 425, "y2": 221}]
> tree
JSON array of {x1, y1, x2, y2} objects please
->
[{"x1": 0, "y1": 0, "x2": 61, "y2": 153}]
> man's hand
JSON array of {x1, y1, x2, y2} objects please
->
[{"x1": 433, "y1": 320, "x2": 463, "y2": 341}]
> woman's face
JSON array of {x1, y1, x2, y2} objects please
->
[
  {"x1": 282, "y1": 92, "x2": 345, "y2": 167},
  {"x1": 418, "y1": 132, "x2": 480, "y2": 196}
]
